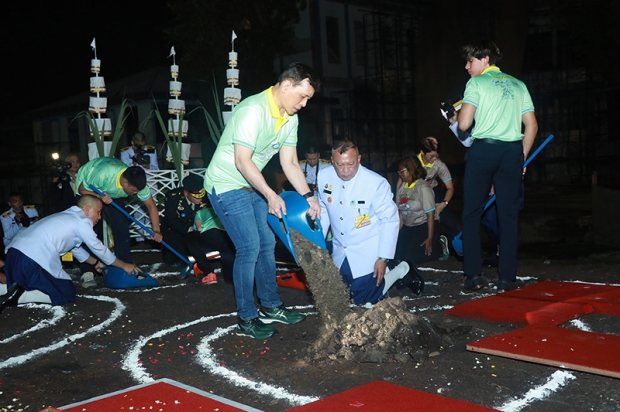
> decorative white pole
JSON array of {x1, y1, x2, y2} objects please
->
[
  {"x1": 223, "y1": 30, "x2": 241, "y2": 125},
  {"x1": 166, "y1": 46, "x2": 189, "y2": 169},
  {"x1": 88, "y1": 37, "x2": 111, "y2": 159}
]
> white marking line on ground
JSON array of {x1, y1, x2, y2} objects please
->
[
  {"x1": 100, "y1": 283, "x2": 186, "y2": 293},
  {"x1": 0, "y1": 304, "x2": 66, "y2": 344},
  {"x1": 121, "y1": 312, "x2": 235, "y2": 384},
  {"x1": 412, "y1": 305, "x2": 455, "y2": 312},
  {"x1": 122, "y1": 305, "x2": 319, "y2": 407},
  {"x1": 0, "y1": 295, "x2": 124, "y2": 370},
  {"x1": 496, "y1": 370, "x2": 576, "y2": 412},
  {"x1": 417, "y1": 267, "x2": 461, "y2": 273},
  {"x1": 196, "y1": 326, "x2": 320, "y2": 407}
]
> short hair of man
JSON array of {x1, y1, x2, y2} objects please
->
[
  {"x1": 305, "y1": 145, "x2": 319, "y2": 155},
  {"x1": 122, "y1": 166, "x2": 147, "y2": 190},
  {"x1": 132, "y1": 131, "x2": 146, "y2": 144},
  {"x1": 78, "y1": 194, "x2": 102, "y2": 209},
  {"x1": 8, "y1": 191, "x2": 21, "y2": 200},
  {"x1": 399, "y1": 156, "x2": 427, "y2": 181},
  {"x1": 332, "y1": 139, "x2": 358, "y2": 156},
  {"x1": 278, "y1": 62, "x2": 321, "y2": 92},
  {"x1": 460, "y1": 39, "x2": 503, "y2": 66},
  {"x1": 420, "y1": 136, "x2": 440, "y2": 154}
]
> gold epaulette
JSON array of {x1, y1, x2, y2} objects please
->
[
  {"x1": 1, "y1": 211, "x2": 11, "y2": 218},
  {"x1": 24, "y1": 205, "x2": 36, "y2": 209},
  {"x1": 120, "y1": 146, "x2": 131, "y2": 152},
  {"x1": 145, "y1": 145, "x2": 156, "y2": 150},
  {"x1": 319, "y1": 159, "x2": 331, "y2": 164}
]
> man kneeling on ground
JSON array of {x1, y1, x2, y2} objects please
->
[{"x1": 0, "y1": 195, "x2": 141, "y2": 313}]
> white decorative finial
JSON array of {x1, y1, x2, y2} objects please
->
[
  {"x1": 90, "y1": 37, "x2": 97, "y2": 59},
  {"x1": 168, "y1": 46, "x2": 176, "y2": 65}
]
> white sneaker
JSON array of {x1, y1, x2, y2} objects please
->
[
  {"x1": 389, "y1": 261, "x2": 410, "y2": 280},
  {"x1": 81, "y1": 272, "x2": 97, "y2": 289}
]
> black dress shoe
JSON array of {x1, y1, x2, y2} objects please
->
[
  {"x1": 395, "y1": 265, "x2": 425, "y2": 295},
  {"x1": 0, "y1": 284, "x2": 25, "y2": 313}
]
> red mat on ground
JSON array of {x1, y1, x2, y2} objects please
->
[
  {"x1": 444, "y1": 281, "x2": 620, "y2": 325},
  {"x1": 468, "y1": 324, "x2": 620, "y2": 379},
  {"x1": 59, "y1": 379, "x2": 257, "y2": 411},
  {"x1": 286, "y1": 380, "x2": 498, "y2": 411}
]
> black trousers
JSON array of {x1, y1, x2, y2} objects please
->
[
  {"x1": 462, "y1": 139, "x2": 523, "y2": 281},
  {"x1": 186, "y1": 229, "x2": 235, "y2": 283},
  {"x1": 395, "y1": 221, "x2": 443, "y2": 265}
]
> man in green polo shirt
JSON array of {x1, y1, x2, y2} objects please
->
[
  {"x1": 457, "y1": 40, "x2": 538, "y2": 293},
  {"x1": 75, "y1": 157, "x2": 162, "y2": 264},
  {"x1": 204, "y1": 62, "x2": 321, "y2": 339}
]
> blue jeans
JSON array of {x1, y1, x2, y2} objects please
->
[{"x1": 208, "y1": 188, "x2": 281, "y2": 320}]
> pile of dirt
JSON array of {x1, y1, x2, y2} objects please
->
[{"x1": 291, "y1": 230, "x2": 463, "y2": 364}]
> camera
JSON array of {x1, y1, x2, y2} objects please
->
[
  {"x1": 440, "y1": 99, "x2": 462, "y2": 121},
  {"x1": 131, "y1": 145, "x2": 154, "y2": 166},
  {"x1": 54, "y1": 161, "x2": 73, "y2": 183},
  {"x1": 15, "y1": 211, "x2": 37, "y2": 228}
]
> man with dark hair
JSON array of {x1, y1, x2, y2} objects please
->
[
  {"x1": 456, "y1": 39, "x2": 538, "y2": 292},
  {"x1": 120, "y1": 131, "x2": 159, "y2": 170},
  {"x1": 161, "y1": 174, "x2": 204, "y2": 267},
  {"x1": 317, "y1": 140, "x2": 414, "y2": 305},
  {"x1": 1, "y1": 192, "x2": 40, "y2": 248},
  {"x1": 204, "y1": 62, "x2": 321, "y2": 339},
  {"x1": 52, "y1": 153, "x2": 81, "y2": 211},
  {"x1": 298, "y1": 145, "x2": 330, "y2": 196},
  {"x1": 0, "y1": 195, "x2": 140, "y2": 313},
  {"x1": 75, "y1": 157, "x2": 163, "y2": 264}
]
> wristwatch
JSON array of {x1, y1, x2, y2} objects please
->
[
  {"x1": 443, "y1": 200, "x2": 449, "y2": 205},
  {"x1": 378, "y1": 257, "x2": 389, "y2": 263}
]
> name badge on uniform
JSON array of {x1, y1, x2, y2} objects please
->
[{"x1": 354, "y1": 213, "x2": 371, "y2": 228}]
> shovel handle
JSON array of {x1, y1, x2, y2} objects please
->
[{"x1": 88, "y1": 184, "x2": 193, "y2": 267}]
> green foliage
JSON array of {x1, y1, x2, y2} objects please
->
[
  {"x1": 199, "y1": 73, "x2": 226, "y2": 146},
  {"x1": 72, "y1": 98, "x2": 132, "y2": 158},
  {"x1": 151, "y1": 100, "x2": 201, "y2": 185}
]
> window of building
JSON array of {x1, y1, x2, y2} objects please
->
[{"x1": 326, "y1": 16, "x2": 341, "y2": 64}]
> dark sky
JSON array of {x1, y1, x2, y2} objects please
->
[{"x1": 2, "y1": 0, "x2": 172, "y2": 115}]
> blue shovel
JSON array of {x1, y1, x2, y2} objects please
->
[
  {"x1": 89, "y1": 184, "x2": 194, "y2": 278},
  {"x1": 451, "y1": 133, "x2": 556, "y2": 255}
]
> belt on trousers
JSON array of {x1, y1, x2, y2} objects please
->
[
  {"x1": 474, "y1": 138, "x2": 522, "y2": 145},
  {"x1": 239, "y1": 187, "x2": 255, "y2": 192}
]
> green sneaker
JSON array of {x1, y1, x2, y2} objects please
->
[
  {"x1": 258, "y1": 305, "x2": 305, "y2": 324},
  {"x1": 236, "y1": 317, "x2": 279, "y2": 339}
]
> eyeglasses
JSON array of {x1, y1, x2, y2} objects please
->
[{"x1": 398, "y1": 168, "x2": 408, "y2": 175}]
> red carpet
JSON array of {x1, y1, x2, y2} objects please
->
[
  {"x1": 59, "y1": 379, "x2": 258, "y2": 411},
  {"x1": 468, "y1": 325, "x2": 620, "y2": 378},
  {"x1": 287, "y1": 380, "x2": 498, "y2": 411},
  {"x1": 444, "y1": 281, "x2": 619, "y2": 326},
  {"x1": 446, "y1": 281, "x2": 620, "y2": 378}
]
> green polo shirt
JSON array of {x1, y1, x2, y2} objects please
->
[
  {"x1": 463, "y1": 66, "x2": 535, "y2": 142},
  {"x1": 75, "y1": 157, "x2": 151, "y2": 201},
  {"x1": 204, "y1": 87, "x2": 298, "y2": 194},
  {"x1": 195, "y1": 207, "x2": 225, "y2": 233}
]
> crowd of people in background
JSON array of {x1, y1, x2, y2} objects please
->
[{"x1": 1, "y1": 39, "x2": 537, "y2": 340}]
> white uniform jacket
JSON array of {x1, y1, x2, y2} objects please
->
[
  {"x1": 7, "y1": 206, "x2": 117, "y2": 280},
  {"x1": 317, "y1": 165, "x2": 399, "y2": 279},
  {"x1": 120, "y1": 145, "x2": 159, "y2": 170},
  {"x1": 1, "y1": 206, "x2": 39, "y2": 248}
]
